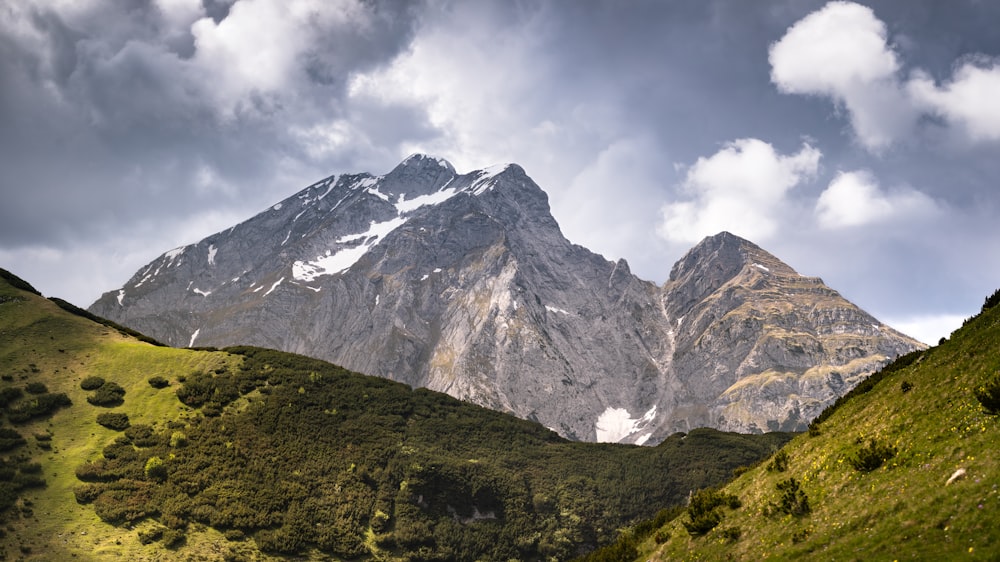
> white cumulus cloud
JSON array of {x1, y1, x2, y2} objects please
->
[
  {"x1": 771, "y1": 1, "x2": 1000, "y2": 150},
  {"x1": 769, "y1": 1, "x2": 913, "y2": 150},
  {"x1": 815, "y1": 170, "x2": 939, "y2": 229},
  {"x1": 658, "y1": 139, "x2": 821, "y2": 244},
  {"x1": 907, "y1": 61, "x2": 1000, "y2": 142}
]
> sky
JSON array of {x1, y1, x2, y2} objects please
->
[{"x1": 2, "y1": 0, "x2": 1000, "y2": 345}]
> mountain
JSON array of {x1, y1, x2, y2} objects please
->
[
  {"x1": 89, "y1": 155, "x2": 923, "y2": 443},
  {"x1": 0, "y1": 269, "x2": 792, "y2": 560},
  {"x1": 601, "y1": 289, "x2": 1000, "y2": 561}
]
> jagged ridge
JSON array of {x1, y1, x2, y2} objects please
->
[{"x1": 90, "y1": 155, "x2": 924, "y2": 443}]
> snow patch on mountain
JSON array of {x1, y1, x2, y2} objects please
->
[
  {"x1": 367, "y1": 185, "x2": 390, "y2": 202},
  {"x1": 164, "y1": 247, "x2": 185, "y2": 265},
  {"x1": 263, "y1": 277, "x2": 285, "y2": 297},
  {"x1": 396, "y1": 186, "x2": 459, "y2": 213},
  {"x1": 595, "y1": 405, "x2": 658, "y2": 443},
  {"x1": 293, "y1": 216, "x2": 407, "y2": 282},
  {"x1": 470, "y1": 164, "x2": 511, "y2": 195}
]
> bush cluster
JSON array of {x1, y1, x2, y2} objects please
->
[
  {"x1": 80, "y1": 376, "x2": 106, "y2": 391},
  {"x1": 148, "y1": 376, "x2": 170, "y2": 389},
  {"x1": 0, "y1": 456, "x2": 47, "y2": 513},
  {"x1": 96, "y1": 413, "x2": 130, "y2": 431},
  {"x1": 86, "y1": 381, "x2": 126, "y2": 407},
  {"x1": 0, "y1": 387, "x2": 24, "y2": 407},
  {"x1": 766, "y1": 450, "x2": 790, "y2": 473},
  {"x1": 683, "y1": 488, "x2": 741, "y2": 536},
  {"x1": 24, "y1": 382, "x2": 48, "y2": 395},
  {"x1": 765, "y1": 478, "x2": 811, "y2": 517},
  {"x1": 849, "y1": 439, "x2": 898, "y2": 473},
  {"x1": 0, "y1": 428, "x2": 26, "y2": 452},
  {"x1": 7, "y1": 392, "x2": 72, "y2": 423}
]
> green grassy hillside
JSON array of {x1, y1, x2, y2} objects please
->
[
  {"x1": 631, "y1": 290, "x2": 1000, "y2": 561},
  {"x1": 0, "y1": 270, "x2": 791, "y2": 561}
]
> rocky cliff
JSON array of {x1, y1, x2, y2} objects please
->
[{"x1": 90, "y1": 155, "x2": 923, "y2": 443}]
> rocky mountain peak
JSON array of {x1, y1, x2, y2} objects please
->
[
  {"x1": 664, "y1": 231, "x2": 796, "y2": 318},
  {"x1": 90, "y1": 158, "x2": 925, "y2": 444},
  {"x1": 379, "y1": 153, "x2": 457, "y2": 198}
]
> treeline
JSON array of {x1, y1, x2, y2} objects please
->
[{"x1": 74, "y1": 346, "x2": 791, "y2": 560}]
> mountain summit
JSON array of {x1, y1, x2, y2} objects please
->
[{"x1": 90, "y1": 156, "x2": 923, "y2": 443}]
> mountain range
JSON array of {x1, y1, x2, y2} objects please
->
[{"x1": 90, "y1": 155, "x2": 924, "y2": 444}]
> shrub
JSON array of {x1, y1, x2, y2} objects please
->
[
  {"x1": 849, "y1": 439, "x2": 898, "y2": 473},
  {"x1": 73, "y1": 485, "x2": 102, "y2": 504},
  {"x1": 767, "y1": 450, "x2": 790, "y2": 472},
  {"x1": 24, "y1": 382, "x2": 48, "y2": 394},
  {"x1": 765, "y1": 478, "x2": 810, "y2": 517},
  {"x1": 138, "y1": 527, "x2": 164, "y2": 545},
  {"x1": 683, "y1": 488, "x2": 741, "y2": 536},
  {"x1": 96, "y1": 413, "x2": 130, "y2": 431},
  {"x1": 148, "y1": 376, "x2": 170, "y2": 389},
  {"x1": 80, "y1": 376, "x2": 106, "y2": 391},
  {"x1": 901, "y1": 380, "x2": 914, "y2": 393},
  {"x1": 0, "y1": 428, "x2": 26, "y2": 452},
  {"x1": 125, "y1": 424, "x2": 159, "y2": 447},
  {"x1": 974, "y1": 372, "x2": 1000, "y2": 415},
  {"x1": 0, "y1": 386, "x2": 23, "y2": 406},
  {"x1": 169, "y1": 431, "x2": 188, "y2": 448},
  {"x1": 87, "y1": 381, "x2": 126, "y2": 407},
  {"x1": 719, "y1": 526, "x2": 742, "y2": 543},
  {"x1": 7, "y1": 392, "x2": 72, "y2": 423},
  {"x1": 144, "y1": 456, "x2": 167, "y2": 482},
  {"x1": 162, "y1": 529, "x2": 186, "y2": 549}
]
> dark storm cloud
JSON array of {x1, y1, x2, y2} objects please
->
[
  {"x1": 0, "y1": 0, "x2": 428, "y2": 248},
  {"x1": 1, "y1": 0, "x2": 999, "y2": 345}
]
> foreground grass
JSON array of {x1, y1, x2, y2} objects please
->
[{"x1": 643, "y1": 300, "x2": 1000, "y2": 560}]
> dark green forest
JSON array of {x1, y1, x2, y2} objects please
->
[{"x1": 73, "y1": 346, "x2": 792, "y2": 560}]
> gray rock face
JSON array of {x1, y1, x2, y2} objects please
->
[{"x1": 90, "y1": 155, "x2": 924, "y2": 444}]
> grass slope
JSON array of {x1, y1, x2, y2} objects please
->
[
  {"x1": 640, "y1": 291, "x2": 1000, "y2": 561},
  {"x1": 0, "y1": 271, "x2": 791, "y2": 561}
]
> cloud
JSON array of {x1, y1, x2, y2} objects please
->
[
  {"x1": 770, "y1": 1, "x2": 1000, "y2": 150},
  {"x1": 907, "y1": 60, "x2": 1000, "y2": 142},
  {"x1": 658, "y1": 139, "x2": 820, "y2": 244},
  {"x1": 768, "y1": 1, "x2": 914, "y2": 150},
  {"x1": 815, "y1": 170, "x2": 940, "y2": 229}
]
